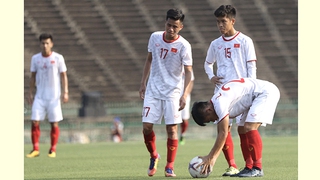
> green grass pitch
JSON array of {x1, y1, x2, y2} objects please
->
[{"x1": 24, "y1": 136, "x2": 297, "y2": 180}]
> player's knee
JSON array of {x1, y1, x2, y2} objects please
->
[
  {"x1": 237, "y1": 126, "x2": 246, "y2": 134},
  {"x1": 31, "y1": 120, "x2": 40, "y2": 127},
  {"x1": 143, "y1": 124, "x2": 153, "y2": 135},
  {"x1": 243, "y1": 122, "x2": 260, "y2": 132}
]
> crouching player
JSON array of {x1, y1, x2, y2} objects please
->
[{"x1": 191, "y1": 78, "x2": 280, "y2": 177}]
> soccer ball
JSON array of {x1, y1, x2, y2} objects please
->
[{"x1": 188, "y1": 156, "x2": 211, "y2": 178}]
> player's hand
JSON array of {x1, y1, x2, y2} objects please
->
[
  {"x1": 210, "y1": 76, "x2": 223, "y2": 85},
  {"x1": 62, "y1": 93, "x2": 69, "y2": 103},
  {"x1": 178, "y1": 96, "x2": 186, "y2": 111},
  {"x1": 139, "y1": 84, "x2": 146, "y2": 100},
  {"x1": 27, "y1": 93, "x2": 34, "y2": 105},
  {"x1": 198, "y1": 155, "x2": 214, "y2": 175}
]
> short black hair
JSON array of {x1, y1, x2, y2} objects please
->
[
  {"x1": 166, "y1": 8, "x2": 185, "y2": 22},
  {"x1": 39, "y1": 33, "x2": 53, "y2": 42},
  {"x1": 214, "y1": 5, "x2": 236, "y2": 19},
  {"x1": 191, "y1": 101, "x2": 208, "y2": 126}
]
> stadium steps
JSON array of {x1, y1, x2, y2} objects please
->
[
  {"x1": 64, "y1": 1, "x2": 142, "y2": 100},
  {"x1": 24, "y1": 0, "x2": 297, "y2": 105},
  {"x1": 231, "y1": 0, "x2": 297, "y2": 100},
  {"x1": 54, "y1": 0, "x2": 131, "y2": 102}
]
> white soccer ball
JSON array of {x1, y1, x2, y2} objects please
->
[{"x1": 188, "y1": 156, "x2": 211, "y2": 178}]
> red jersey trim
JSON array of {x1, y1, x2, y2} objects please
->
[
  {"x1": 42, "y1": 51, "x2": 53, "y2": 58},
  {"x1": 222, "y1": 31, "x2": 240, "y2": 41},
  {"x1": 210, "y1": 100, "x2": 229, "y2": 123},
  {"x1": 247, "y1": 60, "x2": 257, "y2": 62},
  {"x1": 163, "y1": 32, "x2": 180, "y2": 43},
  {"x1": 219, "y1": 114, "x2": 229, "y2": 123}
]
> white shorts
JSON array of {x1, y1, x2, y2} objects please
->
[
  {"x1": 227, "y1": 116, "x2": 240, "y2": 126},
  {"x1": 31, "y1": 97, "x2": 63, "y2": 122},
  {"x1": 181, "y1": 94, "x2": 191, "y2": 120},
  {"x1": 142, "y1": 96, "x2": 182, "y2": 125},
  {"x1": 238, "y1": 83, "x2": 280, "y2": 126}
]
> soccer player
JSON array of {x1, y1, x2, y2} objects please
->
[
  {"x1": 110, "y1": 117, "x2": 124, "y2": 143},
  {"x1": 179, "y1": 70, "x2": 194, "y2": 145},
  {"x1": 191, "y1": 78, "x2": 280, "y2": 177},
  {"x1": 204, "y1": 5, "x2": 257, "y2": 176},
  {"x1": 139, "y1": 9, "x2": 193, "y2": 177},
  {"x1": 26, "y1": 33, "x2": 69, "y2": 158}
]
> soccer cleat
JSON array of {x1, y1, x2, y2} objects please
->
[
  {"x1": 164, "y1": 167, "x2": 176, "y2": 177},
  {"x1": 230, "y1": 167, "x2": 251, "y2": 177},
  {"x1": 26, "y1": 150, "x2": 40, "y2": 158},
  {"x1": 148, "y1": 154, "x2": 160, "y2": 176},
  {"x1": 179, "y1": 136, "x2": 185, "y2": 145},
  {"x1": 238, "y1": 167, "x2": 264, "y2": 177},
  {"x1": 222, "y1": 166, "x2": 240, "y2": 176},
  {"x1": 48, "y1": 150, "x2": 56, "y2": 158}
]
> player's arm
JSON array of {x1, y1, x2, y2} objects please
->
[
  {"x1": 204, "y1": 42, "x2": 215, "y2": 79},
  {"x1": 179, "y1": 66, "x2": 193, "y2": 111},
  {"x1": 204, "y1": 61, "x2": 214, "y2": 80},
  {"x1": 60, "y1": 71, "x2": 69, "y2": 103},
  {"x1": 245, "y1": 38, "x2": 257, "y2": 79},
  {"x1": 204, "y1": 61, "x2": 223, "y2": 85},
  {"x1": 139, "y1": 52, "x2": 152, "y2": 100},
  {"x1": 247, "y1": 60, "x2": 257, "y2": 79},
  {"x1": 28, "y1": 72, "x2": 36, "y2": 105},
  {"x1": 185, "y1": 76, "x2": 194, "y2": 96},
  {"x1": 204, "y1": 44, "x2": 223, "y2": 85},
  {"x1": 200, "y1": 116, "x2": 229, "y2": 174}
]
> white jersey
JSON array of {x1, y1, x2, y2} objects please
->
[
  {"x1": 30, "y1": 51, "x2": 67, "y2": 100},
  {"x1": 211, "y1": 78, "x2": 279, "y2": 124},
  {"x1": 146, "y1": 31, "x2": 193, "y2": 99},
  {"x1": 204, "y1": 32, "x2": 257, "y2": 93}
]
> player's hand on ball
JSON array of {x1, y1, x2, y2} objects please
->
[
  {"x1": 198, "y1": 156, "x2": 214, "y2": 175},
  {"x1": 189, "y1": 156, "x2": 212, "y2": 178}
]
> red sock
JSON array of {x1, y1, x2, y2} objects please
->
[
  {"x1": 239, "y1": 133, "x2": 253, "y2": 169},
  {"x1": 31, "y1": 123, "x2": 40, "y2": 151},
  {"x1": 222, "y1": 132, "x2": 237, "y2": 168},
  {"x1": 180, "y1": 120, "x2": 189, "y2": 135},
  {"x1": 143, "y1": 131, "x2": 158, "y2": 158},
  {"x1": 166, "y1": 138, "x2": 178, "y2": 169},
  {"x1": 50, "y1": 126, "x2": 60, "y2": 152},
  {"x1": 246, "y1": 130, "x2": 263, "y2": 170}
]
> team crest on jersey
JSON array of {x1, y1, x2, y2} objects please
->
[
  {"x1": 234, "y1": 44, "x2": 240, "y2": 48},
  {"x1": 171, "y1": 48, "x2": 178, "y2": 53},
  {"x1": 50, "y1": 60, "x2": 55, "y2": 64},
  {"x1": 155, "y1": 43, "x2": 160, "y2": 47},
  {"x1": 250, "y1": 113, "x2": 257, "y2": 117}
]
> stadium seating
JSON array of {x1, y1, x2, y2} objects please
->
[{"x1": 24, "y1": 0, "x2": 298, "y2": 105}]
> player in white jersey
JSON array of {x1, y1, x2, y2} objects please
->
[
  {"x1": 26, "y1": 33, "x2": 69, "y2": 158},
  {"x1": 139, "y1": 9, "x2": 193, "y2": 177},
  {"x1": 179, "y1": 70, "x2": 194, "y2": 145},
  {"x1": 204, "y1": 5, "x2": 257, "y2": 176},
  {"x1": 191, "y1": 78, "x2": 280, "y2": 177}
]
